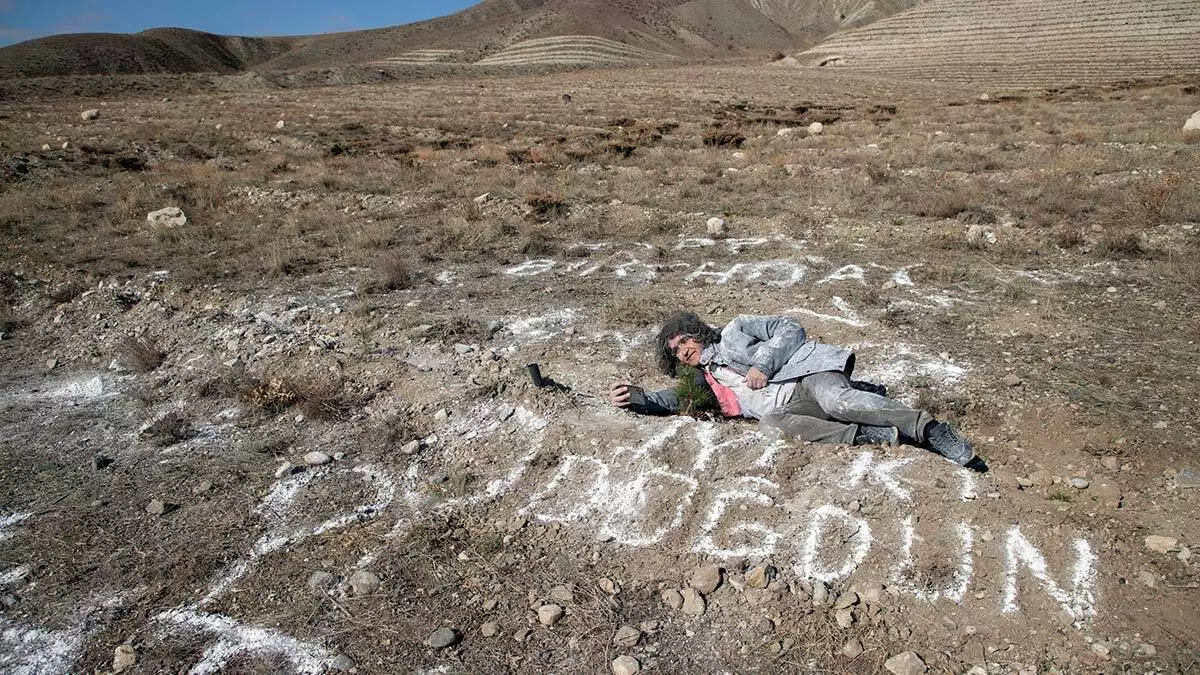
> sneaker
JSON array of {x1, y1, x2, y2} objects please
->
[
  {"x1": 854, "y1": 425, "x2": 899, "y2": 447},
  {"x1": 925, "y1": 421, "x2": 975, "y2": 465}
]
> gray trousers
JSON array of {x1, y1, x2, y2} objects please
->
[{"x1": 759, "y1": 372, "x2": 934, "y2": 445}]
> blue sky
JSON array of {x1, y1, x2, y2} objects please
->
[{"x1": 0, "y1": 0, "x2": 481, "y2": 46}]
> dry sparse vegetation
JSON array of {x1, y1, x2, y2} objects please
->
[
  {"x1": 116, "y1": 336, "x2": 166, "y2": 372},
  {"x1": 2, "y1": 57, "x2": 1199, "y2": 675}
]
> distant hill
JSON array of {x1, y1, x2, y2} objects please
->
[
  {"x1": 0, "y1": 28, "x2": 291, "y2": 78},
  {"x1": 793, "y1": 0, "x2": 1200, "y2": 87},
  {"x1": 0, "y1": 0, "x2": 911, "y2": 78}
]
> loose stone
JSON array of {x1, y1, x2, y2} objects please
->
[
  {"x1": 307, "y1": 571, "x2": 338, "y2": 593},
  {"x1": 1145, "y1": 535, "x2": 1178, "y2": 553},
  {"x1": 537, "y1": 603, "x2": 564, "y2": 626},
  {"x1": 834, "y1": 590, "x2": 859, "y2": 609},
  {"x1": 690, "y1": 565, "x2": 722, "y2": 594},
  {"x1": 811, "y1": 580, "x2": 829, "y2": 606},
  {"x1": 661, "y1": 588, "x2": 683, "y2": 610},
  {"x1": 681, "y1": 588, "x2": 706, "y2": 616},
  {"x1": 426, "y1": 627, "x2": 459, "y2": 649},
  {"x1": 112, "y1": 644, "x2": 137, "y2": 673},
  {"x1": 745, "y1": 565, "x2": 771, "y2": 589},
  {"x1": 549, "y1": 585, "x2": 574, "y2": 603},
  {"x1": 884, "y1": 650, "x2": 927, "y2": 675},
  {"x1": 304, "y1": 451, "x2": 332, "y2": 466},
  {"x1": 613, "y1": 624, "x2": 641, "y2": 647},
  {"x1": 612, "y1": 655, "x2": 641, "y2": 675},
  {"x1": 347, "y1": 570, "x2": 380, "y2": 596}
]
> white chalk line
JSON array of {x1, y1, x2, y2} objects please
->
[
  {"x1": 843, "y1": 452, "x2": 915, "y2": 501},
  {"x1": 892, "y1": 517, "x2": 974, "y2": 603},
  {"x1": 159, "y1": 609, "x2": 334, "y2": 675},
  {"x1": 800, "y1": 505, "x2": 873, "y2": 583},
  {"x1": 694, "y1": 477, "x2": 780, "y2": 558},
  {"x1": 1002, "y1": 526, "x2": 1097, "y2": 626}
]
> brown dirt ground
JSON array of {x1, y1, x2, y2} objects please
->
[{"x1": 1, "y1": 64, "x2": 1199, "y2": 674}]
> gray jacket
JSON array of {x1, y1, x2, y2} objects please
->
[{"x1": 634, "y1": 315, "x2": 854, "y2": 415}]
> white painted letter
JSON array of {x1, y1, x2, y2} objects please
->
[
  {"x1": 891, "y1": 518, "x2": 973, "y2": 603},
  {"x1": 1002, "y1": 526, "x2": 1098, "y2": 626},
  {"x1": 693, "y1": 477, "x2": 779, "y2": 558},
  {"x1": 799, "y1": 504, "x2": 872, "y2": 582}
]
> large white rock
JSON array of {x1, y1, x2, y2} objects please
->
[
  {"x1": 146, "y1": 206, "x2": 187, "y2": 229},
  {"x1": 80, "y1": 109, "x2": 100, "y2": 121},
  {"x1": 807, "y1": 122, "x2": 824, "y2": 135},
  {"x1": 1184, "y1": 110, "x2": 1200, "y2": 133},
  {"x1": 706, "y1": 216, "x2": 726, "y2": 236}
]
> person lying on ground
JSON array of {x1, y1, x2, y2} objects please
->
[{"x1": 609, "y1": 311, "x2": 975, "y2": 466}]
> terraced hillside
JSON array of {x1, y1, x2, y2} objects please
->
[
  {"x1": 796, "y1": 0, "x2": 1200, "y2": 87},
  {"x1": 0, "y1": 0, "x2": 920, "y2": 78},
  {"x1": 373, "y1": 50, "x2": 466, "y2": 66},
  {"x1": 749, "y1": 0, "x2": 919, "y2": 43},
  {"x1": 473, "y1": 35, "x2": 676, "y2": 67}
]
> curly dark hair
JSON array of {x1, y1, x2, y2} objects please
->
[{"x1": 655, "y1": 311, "x2": 721, "y2": 377}]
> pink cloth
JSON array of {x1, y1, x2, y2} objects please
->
[{"x1": 704, "y1": 370, "x2": 742, "y2": 417}]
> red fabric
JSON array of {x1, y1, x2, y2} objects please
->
[{"x1": 704, "y1": 370, "x2": 742, "y2": 417}]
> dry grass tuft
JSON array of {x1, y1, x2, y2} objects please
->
[
  {"x1": 0, "y1": 305, "x2": 25, "y2": 334},
  {"x1": 243, "y1": 372, "x2": 355, "y2": 419},
  {"x1": 140, "y1": 411, "x2": 194, "y2": 446},
  {"x1": 525, "y1": 190, "x2": 569, "y2": 220},
  {"x1": 116, "y1": 336, "x2": 166, "y2": 372},
  {"x1": 599, "y1": 294, "x2": 672, "y2": 328},
  {"x1": 1122, "y1": 173, "x2": 1183, "y2": 227},
  {"x1": 702, "y1": 128, "x2": 745, "y2": 148},
  {"x1": 425, "y1": 315, "x2": 490, "y2": 344},
  {"x1": 373, "y1": 251, "x2": 416, "y2": 291}
]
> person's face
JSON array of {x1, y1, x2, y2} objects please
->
[{"x1": 667, "y1": 334, "x2": 702, "y2": 367}]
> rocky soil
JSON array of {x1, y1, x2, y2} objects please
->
[{"x1": 1, "y1": 64, "x2": 1198, "y2": 673}]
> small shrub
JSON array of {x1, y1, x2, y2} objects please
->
[
  {"x1": 606, "y1": 143, "x2": 636, "y2": 158},
  {"x1": 702, "y1": 129, "x2": 745, "y2": 148},
  {"x1": 243, "y1": 373, "x2": 354, "y2": 419},
  {"x1": 506, "y1": 148, "x2": 534, "y2": 164},
  {"x1": 1096, "y1": 230, "x2": 1150, "y2": 258},
  {"x1": 675, "y1": 366, "x2": 717, "y2": 416},
  {"x1": 140, "y1": 411, "x2": 194, "y2": 446},
  {"x1": 425, "y1": 315, "x2": 489, "y2": 344},
  {"x1": 374, "y1": 251, "x2": 414, "y2": 291},
  {"x1": 0, "y1": 306, "x2": 24, "y2": 334},
  {"x1": 196, "y1": 368, "x2": 250, "y2": 398},
  {"x1": 864, "y1": 162, "x2": 893, "y2": 184},
  {"x1": 525, "y1": 191, "x2": 569, "y2": 220},
  {"x1": 1053, "y1": 224, "x2": 1086, "y2": 249},
  {"x1": 1124, "y1": 174, "x2": 1182, "y2": 227},
  {"x1": 116, "y1": 336, "x2": 165, "y2": 372},
  {"x1": 48, "y1": 282, "x2": 85, "y2": 304},
  {"x1": 519, "y1": 234, "x2": 560, "y2": 257}
]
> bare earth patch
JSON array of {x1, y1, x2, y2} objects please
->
[{"x1": 1, "y1": 65, "x2": 1198, "y2": 673}]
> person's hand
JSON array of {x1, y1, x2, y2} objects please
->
[
  {"x1": 745, "y1": 367, "x2": 768, "y2": 390},
  {"x1": 609, "y1": 383, "x2": 632, "y2": 407}
]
